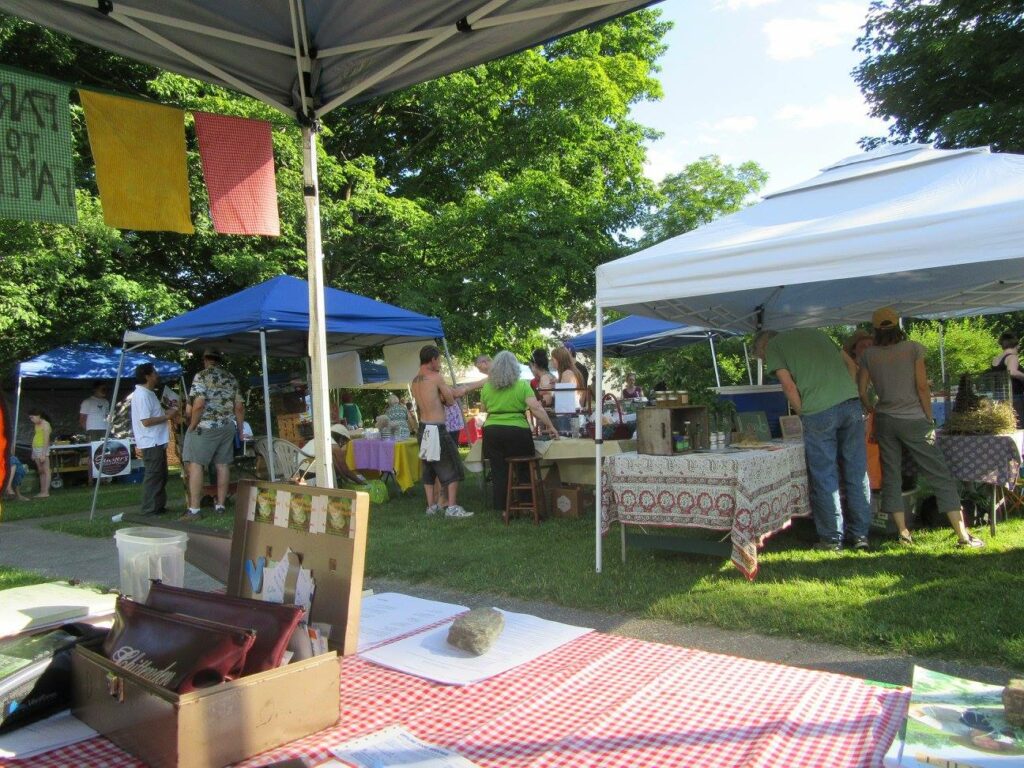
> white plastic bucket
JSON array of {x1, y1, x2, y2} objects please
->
[{"x1": 114, "y1": 527, "x2": 188, "y2": 601}]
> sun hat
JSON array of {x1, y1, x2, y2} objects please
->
[
  {"x1": 202, "y1": 347, "x2": 224, "y2": 361},
  {"x1": 844, "y1": 329, "x2": 873, "y2": 356},
  {"x1": 330, "y1": 423, "x2": 350, "y2": 440},
  {"x1": 871, "y1": 307, "x2": 899, "y2": 329}
]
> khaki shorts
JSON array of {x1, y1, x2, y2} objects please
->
[{"x1": 182, "y1": 423, "x2": 235, "y2": 466}]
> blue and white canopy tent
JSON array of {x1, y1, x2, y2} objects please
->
[
  {"x1": 11, "y1": 343, "x2": 182, "y2": 445},
  {"x1": 567, "y1": 315, "x2": 734, "y2": 387},
  {"x1": 0, "y1": 0, "x2": 658, "y2": 489}
]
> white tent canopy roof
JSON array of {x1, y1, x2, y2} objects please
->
[{"x1": 596, "y1": 145, "x2": 1024, "y2": 332}]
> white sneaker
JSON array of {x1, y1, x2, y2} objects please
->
[
  {"x1": 445, "y1": 505, "x2": 473, "y2": 518},
  {"x1": 425, "y1": 504, "x2": 441, "y2": 516}
]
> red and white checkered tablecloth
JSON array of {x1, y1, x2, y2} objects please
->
[
  {"x1": 601, "y1": 445, "x2": 811, "y2": 579},
  {"x1": 14, "y1": 632, "x2": 908, "y2": 768}
]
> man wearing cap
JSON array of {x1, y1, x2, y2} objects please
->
[
  {"x1": 753, "y1": 327, "x2": 871, "y2": 551},
  {"x1": 181, "y1": 348, "x2": 244, "y2": 520}
]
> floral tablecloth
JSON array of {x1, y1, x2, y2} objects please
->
[
  {"x1": 935, "y1": 430, "x2": 1023, "y2": 488},
  {"x1": 601, "y1": 445, "x2": 810, "y2": 579}
]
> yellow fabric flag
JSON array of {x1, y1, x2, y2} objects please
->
[{"x1": 80, "y1": 91, "x2": 193, "y2": 233}]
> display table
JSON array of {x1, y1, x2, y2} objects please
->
[
  {"x1": 936, "y1": 429, "x2": 1024, "y2": 534},
  {"x1": 465, "y1": 437, "x2": 636, "y2": 486},
  {"x1": 601, "y1": 445, "x2": 810, "y2": 579},
  {"x1": 33, "y1": 630, "x2": 907, "y2": 768},
  {"x1": 345, "y1": 438, "x2": 420, "y2": 491}
]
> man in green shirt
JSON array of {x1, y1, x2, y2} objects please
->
[{"x1": 754, "y1": 328, "x2": 871, "y2": 551}]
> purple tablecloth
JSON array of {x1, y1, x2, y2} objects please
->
[
  {"x1": 936, "y1": 430, "x2": 1024, "y2": 488},
  {"x1": 352, "y1": 439, "x2": 397, "y2": 472}
]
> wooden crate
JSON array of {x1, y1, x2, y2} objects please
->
[{"x1": 636, "y1": 405, "x2": 709, "y2": 455}]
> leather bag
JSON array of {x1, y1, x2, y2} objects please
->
[
  {"x1": 103, "y1": 597, "x2": 255, "y2": 693},
  {"x1": 146, "y1": 581, "x2": 305, "y2": 675}
]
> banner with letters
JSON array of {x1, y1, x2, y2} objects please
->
[{"x1": 0, "y1": 68, "x2": 76, "y2": 225}]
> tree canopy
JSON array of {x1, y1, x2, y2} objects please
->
[{"x1": 854, "y1": 0, "x2": 1024, "y2": 152}]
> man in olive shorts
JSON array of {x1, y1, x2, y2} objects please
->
[
  {"x1": 181, "y1": 348, "x2": 244, "y2": 520},
  {"x1": 411, "y1": 345, "x2": 470, "y2": 518}
]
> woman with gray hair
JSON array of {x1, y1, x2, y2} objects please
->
[{"x1": 481, "y1": 351, "x2": 559, "y2": 512}]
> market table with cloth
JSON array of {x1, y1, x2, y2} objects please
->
[
  {"x1": 344, "y1": 438, "x2": 420, "y2": 491},
  {"x1": 466, "y1": 437, "x2": 636, "y2": 486},
  {"x1": 31, "y1": 622, "x2": 907, "y2": 767},
  {"x1": 935, "y1": 429, "x2": 1024, "y2": 535},
  {"x1": 601, "y1": 444, "x2": 810, "y2": 579}
]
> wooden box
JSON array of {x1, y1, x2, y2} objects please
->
[
  {"x1": 550, "y1": 486, "x2": 582, "y2": 518},
  {"x1": 636, "y1": 405, "x2": 709, "y2": 455}
]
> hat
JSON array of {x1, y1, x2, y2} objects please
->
[
  {"x1": 871, "y1": 307, "x2": 899, "y2": 329},
  {"x1": 202, "y1": 347, "x2": 224, "y2": 361},
  {"x1": 844, "y1": 329, "x2": 873, "y2": 356},
  {"x1": 330, "y1": 423, "x2": 350, "y2": 440}
]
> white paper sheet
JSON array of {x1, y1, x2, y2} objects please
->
[
  {"x1": 357, "y1": 593, "x2": 468, "y2": 653},
  {"x1": 0, "y1": 710, "x2": 97, "y2": 759},
  {"x1": 0, "y1": 583, "x2": 117, "y2": 638},
  {"x1": 360, "y1": 609, "x2": 592, "y2": 686},
  {"x1": 553, "y1": 382, "x2": 577, "y2": 414},
  {"x1": 328, "y1": 725, "x2": 479, "y2": 768}
]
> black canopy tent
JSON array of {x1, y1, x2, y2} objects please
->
[{"x1": 0, "y1": 0, "x2": 659, "y2": 487}]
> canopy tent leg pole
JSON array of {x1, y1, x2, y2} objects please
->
[
  {"x1": 260, "y1": 329, "x2": 277, "y2": 482},
  {"x1": 708, "y1": 332, "x2": 721, "y2": 388},
  {"x1": 90, "y1": 343, "x2": 128, "y2": 520},
  {"x1": 302, "y1": 124, "x2": 334, "y2": 488},
  {"x1": 939, "y1": 320, "x2": 948, "y2": 390},
  {"x1": 743, "y1": 342, "x2": 753, "y2": 385},
  {"x1": 595, "y1": 303, "x2": 604, "y2": 574},
  {"x1": 440, "y1": 337, "x2": 459, "y2": 386},
  {"x1": 11, "y1": 368, "x2": 22, "y2": 462}
]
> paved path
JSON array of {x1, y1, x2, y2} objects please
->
[{"x1": 0, "y1": 512, "x2": 1015, "y2": 687}]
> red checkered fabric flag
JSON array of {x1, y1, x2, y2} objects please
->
[{"x1": 194, "y1": 112, "x2": 279, "y2": 236}]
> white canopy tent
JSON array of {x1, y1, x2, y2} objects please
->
[
  {"x1": 590, "y1": 144, "x2": 1024, "y2": 571},
  {"x1": 0, "y1": 0, "x2": 657, "y2": 488}
]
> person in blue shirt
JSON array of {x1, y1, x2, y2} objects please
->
[{"x1": 3, "y1": 454, "x2": 28, "y2": 500}]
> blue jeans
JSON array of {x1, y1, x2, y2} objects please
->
[{"x1": 801, "y1": 398, "x2": 872, "y2": 542}]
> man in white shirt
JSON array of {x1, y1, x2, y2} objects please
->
[
  {"x1": 131, "y1": 363, "x2": 178, "y2": 516},
  {"x1": 79, "y1": 382, "x2": 111, "y2": 442}
]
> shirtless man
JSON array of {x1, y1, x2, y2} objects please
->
[{"x1": 411, "y1": 345, "x2": 471, "y2": 518}]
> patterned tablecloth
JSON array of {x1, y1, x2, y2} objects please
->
[
  {"x1": 27, "y1": 632, "x2": 908, "y2": 768},
  {"x1": 601, "y1": 445, "x2": 811, "y2": 579},
  {"x1": 345, "y1": 438, "x2": 421, "y2": 491},
  {"x1": 935, "y1": 430, "x2": 1024, "y2": 488}
]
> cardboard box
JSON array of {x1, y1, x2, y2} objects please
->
[
  {"x1": 72, "y1": 646, "x2": 339, "y2": 768},
  {"x1": 550, "y1": 486, "x2": 582, "y2": 518},
  {"x1": 72, "y1": 480, "x2": 370, "y2": 766}
]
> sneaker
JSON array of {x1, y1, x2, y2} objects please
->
[
  {"x1": 179, "y1": 510, "x2": 202, "y2": 522},
  {"x1": 444, "y1": 505, "x2": 473, "y2": 519},
  {"x1": 850, "y1": 536, "x2": 870, "y2": 551},
  {"x1": 957, "y1": 535, "x2": 985, "y2": 548},
  {"x1": 898, "y1": 531, "x2": 914, "y2": 546},
  {"x1": 425, "y1": 504, "x2": 441, "y2": 516},
  {"x1": 813, "y1": 540, "x2": 843, "y2": 552},
  {"x1": 214, "y1": 504, "x2": 226, "y2": 515}
]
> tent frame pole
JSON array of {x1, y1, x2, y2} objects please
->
[
  {"x1": 440, "y1": 337, "x2": 458, "y2": 387},
  {"x1": 743, "y1": 342, "x2": 753, "y2": 385},
  {"x1": 260, "y1": 329, "x2": 277, "y2": 481},
  {"x1": 302, "y1": 124, "x2": 335, "y2": 488},
  {"x1": 594, "y1": 303, "x2": 604, "y2": 574},
  {"x1": 11, "y1": 368, "x2": 22, "y2": 463},
  {"x1": 89, "y1": 343, "x2": 128, "y2": 520},
  {"x1": 708, "y1": 332, "x2": 721, "y2": 388}
]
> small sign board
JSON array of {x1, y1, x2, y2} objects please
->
[
  {"x1": 90, "y1": 439, "x2": 132, "y2": 478},
  {"x1": 779, "y1": 415, "x2": 804, "y2": 442}
]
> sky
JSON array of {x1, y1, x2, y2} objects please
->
[{"x1": 634, "y1": 0, "x2": 891, "y2": 195}]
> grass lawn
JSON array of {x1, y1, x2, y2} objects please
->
[
  {"x1": 2, "y1": 473, "x2": 188, "y2": 522},
  {"x1": 13, "y1": 467, "x2": 1024, "y2": 671},
  {"x1": 0, "y1": 564, "x2": 51, "y2": 590}
]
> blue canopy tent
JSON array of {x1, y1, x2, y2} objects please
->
[
  {"x1": 12, "y1": 343, "x2": 182, "y2": 446},
  {"x1": 568, "y1": 315, "x2": 734, "y2": 386},
  {"x1": 105, "y1": 275, "x2": 447, "y2": 495}
]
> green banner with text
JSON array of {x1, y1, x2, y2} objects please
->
[{"x1": 0, "y1": 68, "x2": 76, "y2": 225}]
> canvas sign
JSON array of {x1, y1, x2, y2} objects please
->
[{"x1": 0, "y1": 68, "x2": 76, "y2": 225}]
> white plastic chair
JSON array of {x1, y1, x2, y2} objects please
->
[{"x1": 253, "y1": 436, "x2": 306, "y2": 481}]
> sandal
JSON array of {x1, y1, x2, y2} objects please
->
[
  {"x1": 898, "y1": 531, "x2": 914, "y2": 546},
  {"x1": 956, "y1": 535, "x2": 985, "y2": 548}
]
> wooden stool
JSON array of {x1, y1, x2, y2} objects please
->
[{"x1": 505, "y1": 456, "x2": 545, "y2": 525}]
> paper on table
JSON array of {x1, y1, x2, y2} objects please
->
[
  {"x1": 0, "y1": 710, "x2": 97, "y2": 759},
  {"x1": 328, "y1": 725, "x2": 479, "y2": 768},
  {"x1": 357, "y1": 593, "x2": 468, "y2": 653},
  {"x1": 0, "y1": 583, "x2": 117, "y2": 639},
  {"x1": 360, "y1": 609, "x2": 592, "y2": 686}
]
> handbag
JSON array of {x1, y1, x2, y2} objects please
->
[
  {"x1": 146, "y1": 581, "x2": 305, "y2": 675},
  {"x1": 103, "y1": 597, "x2": 255, "y2": 693}
]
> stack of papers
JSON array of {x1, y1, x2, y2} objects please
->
[
  {"x1": 357, "y1": 593, "x2": 468, "y2": 653},
  {"x1": 0, "y1": 582, "x2": 116, "y2": 638}
]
